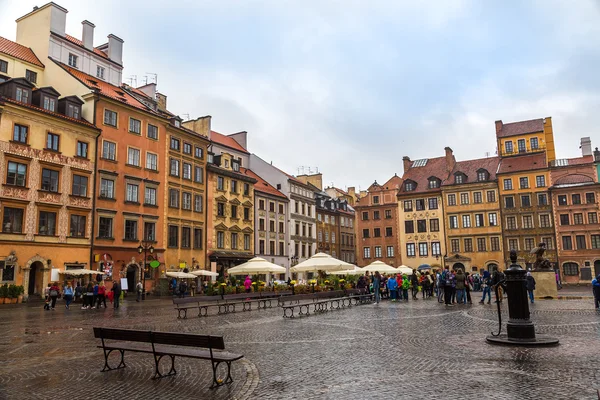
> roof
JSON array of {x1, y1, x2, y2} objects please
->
[
  {"x1": 0, "y1": 95, "x2": 97, "y2": 129},
  {"x1": 551, "y1": 155, "x2": 594, "y2": 167},
  {"x1": 398, "y1": 156, "x2": 452, "y2": 195},
  {"x1": 497, "y1": 152, "x2": 547, "y2": 174},
  {"x1": 210, "y1": 130, "x2": 249, "y2": 154},
  {"x1": 383, "y1": 174, "x2": 403, "y2": 189},
  {"x1": 0, "y1": 36, "x2": 44, "y2": 67},
  {"x1": 496, "y1": 118, "x2": 544, "y2": 138},
  {"x1": 553, "y1": 174, "x2": 595, "y2": 186},
  {"x1": 442, "y1": 156, "x2": 500, "y2": 186},
  {"x1": 64, "y1": 34, "x2": 111, "y2": 61},
  {"x1": 56, "y1": 61, "x2": 149, "y2": 112},
  {"x1": 243, "y1": 169, "x2": 288, "y2": 199}
]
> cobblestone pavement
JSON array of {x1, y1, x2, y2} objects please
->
[{"x1": 1, "y1": 296, "x2": 599, "y2": 400}]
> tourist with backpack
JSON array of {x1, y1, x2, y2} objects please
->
[
  {"x1": 479, "y1": 271, "x2": 492, "y2": 304},
  {"x1": 526, "y1": 272, "x2": 536, "y2": 304},
  {"x1": 442, "y1": 268, "x2": 454, "y2": 307},
  {"x1": 387, "y1": 274, "x2": 398, "y2": 302}
]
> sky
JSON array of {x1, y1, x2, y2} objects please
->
[{"x1": 1, "y1": 0, "x2": 599, "y2": 192}]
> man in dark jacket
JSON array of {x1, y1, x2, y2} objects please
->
[
  {"x1": 526, "y1": 272, "x2": 536, "y2": 304},
  {"x1": 592, "y1": 274, "x2": 600, "y2": 309},
  {"x1": 112, "y1": 281, "x2": 121, "y2": 309}
]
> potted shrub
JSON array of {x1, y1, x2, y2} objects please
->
[
  {"x1": 0, "y1": 284, "x2": 8, "y2": 304},
  {"x1": 16, "y1": 286, "x2": 24, "y2": 303},
  {"x1": 8, "y1": 284, "x2": 18, "y2": 304}
]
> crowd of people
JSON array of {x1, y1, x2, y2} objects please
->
[{"x1": 43, "y1": 280, "x2": 123, "y2": 311}]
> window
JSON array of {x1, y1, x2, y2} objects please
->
[
  {"x1": 506, "y1": 216, "x2": 517, "y2": 230},
  {"x1": 194, "y1": 147, "x2": 204, "y2": 159},
  {"x1": 430, "y1": 218, "x2": 439, "y2": 232},
  {"x1": 243, "y1": 183, "x2": 250, "y2": 196},
  {"x1": 505, "y1": 141, "x2": 513, "y2": 154},
  {"x1": 588, "y1": 212, "x2": 598, "y2": 224},
  {"x1": 373, "y1": 195, "x2": 380, "y2": 204},
  {"x1": 387, "y1": 246, "x2": 394, "y2": 257},
  {"x1": 576, "y1": 235, "x2": 586, "y2": 249},
  {"x1": 431, "y1": 242, "x2": 441, "y2": 256},
  {"x1": 563, "y1": 262, "x2": 579, "y2": 276},
  {"x1": 6, "y1": 161, "x2": 27, "y2": 187},
  {"x1": 529, "y1": 137, "x2": 539, "y2": 150},
  {"x1": 385, "y1": 210, "x2": 392, "y2": 219},
  {"x1": 170, "y1": 137, "x2": 180, "y2": 151},
  {"x1": 67, "y1": 103, "x2": 80, "y2": 119},
  {"x1": 169, "y1": 226, "x2": 179, "y2": 247},
  {"x1": 487, "y1": 191, "x2": 496, "y2": 203},
  {"x1": 183, "y1": 163, "x2": 192, "y2": 180},
  {"x1": 43, "y1": 96, "x2": 55, "y2": 112},
  {"x1": 428, "y1": 197, "x2": 438, "y2": 209},
  {"x1": 126, "y1": 183, "x2": 139, "y2": 203},
  {"x1": 70, "y1": 215, "x2": 86, "y2": 237},
  {"x1": 541, "y1": 237, "x2": 552, "y2": 250},
  {"x1": 129, "y1": 118, "x2": 141, "y2": 134},
  {"x1": 0, "y1": 59, "x2": 7, "y2": 73},
  {"x1": 259, "y1": 219, "x2": 265, "y2": 231},
  {"x1": 231, "y1": 204, "x2": 237, "y2": 218},
  {"x1": 572, "y1": 194, "x2": 581, "y2": 205},
  {"x1": 279, "y1": 242, "x2": 285, "y2": 256},
  {"x1": 521, "y1": 195, "x2": 531, "y2": 207},
  {"x1": 181, "y1": 227, "x2": 191, "y2": 248},
  {"x1": 144, "y1": 152, "x2": 158, "y2": 171},
  {"x1": 406, "y1": 243, "x2": 416, "y2": 257},
  {"x1": 562, "y1": 236, "x2": 573, "y2": 250},
  {"x1": 539, "y1": 214, "x2": 551, "y2": 228},
  {"x1": 373, "y1": 228, "x2": 382, "y2": 238},
  {"x1": 455, "y1": 174, "x2": 464, "y2": 184},
  {"x1": 98, "y1": 217, "x2": 113, "y2": 238},
  {"x1": 279, "y1": 204, "x2": 284, "y2": 214},
  {"x1": 405, "y1": 221, "x2": 414, "y2": 233},
  {"x1": 183, "y1": 143, "x2": 192, "y2": 155},
  {"x1": 72, "y1": 175, "x2": 88, "y2": 197},
  {"x1": 244, "y1": 234, "x2": 251, "y2": 250},
  {"x1": 517, "y1": 139, "x2": 526, "y2": 153},
  {"x1": 405, "y1": 181, "x2": 415, "y2": 191},
  {"x1": 557, "y1": 195, "x2": 568, "y2": 206},
  {"x1": 362, "y1": 229, "x2": 370, "y2": 238},
  {"x1": 279, "y1": 221, "x2": 284, "y2": 232},
  {"x1": 46, "y1": 133, "x2": 59, "y2": 151},
  {"x1": 462, "y1": 215, "x2": 471, "y2": 228},
  {"x1": 74, "y1": 141, "x2": 88, "y2": 158},
  {"x1": 385, "y1": 227, "x2": 393, "y2": 237},
  {"x1": 416, "y1": 199, "x2": 425, "y2": 211},
  {"x1": 477, "y1": 238, "x2": 486, "y2": 252},
  {"x1": 127, "y1": 148, "x2": 140, "y2": 166},
  {"x1": 15, "y1": 87, "x2": 29, "y2": 103},
  {"x1": 464, "y1": 239, "x2": 473, "y2": 252},
  {"x1": 505, "y1": 196, "x2": 515, "y2": 208},
  {"x1": 524, "y1": 238, "x2": 535, "y2": 251},
  {"x1": 268, "y1": 220, "x2": 275, "y2": 232},
  {"x1": 170, "y1": 159, "x2": 180, "y2": 176},
  {"x1": 451, "y1": 239, "x2": 460, "y2": 253},
  {"x1": 25, "y1": 69, "x2": 37, "y2": 83},
  {"x1": 428, "y1": 179, "x2": 439, "y2": 189},
  {"x1": 417, "y1": 220, "x2": 427, "y2": 233},
  {"x1": 194, "y1": 194, "x2": 202, "y2": 212},
  {"x1": 374, "y1": 246, "x2": 382, "y2": 258},
  {"x1": 124, "y1": 220, "x2": 138, "y2": 240},
  {"x1": 449, "y1": 216, "x2": 458, "y2": 229},
  {"x1": 100, "y1": 179, "x2": 114, "y2": 198},
  {"x1": 103, "y1": 110, "x2": 117, "y2": 126},
  {"x1": 363, "y1": 247, "x2": 371, "y2": 259},
  {"x1": 41, "y1": 169, "x2": 59, "y2": 192},
  {"x1": 473, "y1": 192, "x2": 482, "y2": 204},
  {"x1": 231, "y1": 180, "x2": 238, "y2": 193},
  {"x1": 519, "y1": 177, "x2": 529, "y2": 189},
  {"x1": 477, "y1": 171, "x2": 488, "y2": 181},
  {"x1": 2, "y1": 207, "x2": 23, "y2": 233},
  {"x1": 68, "y1": 53, "x2": 78, "y2": 68},
  {"x1": 523, "y1": 215, "x2": 533, "y2": 229},
  {"x1": 591, "y1": 235, "x2": 600, "y2": 249},
  {"x1": 491, "y1": 237, "x2": 500, "y2": 252},
  {"x1": 573, "y1": 213, "x2": 583, "y2": 225},
  {"x1": 12, "y1": 124, "x2": 28, "y2": 143},
  {"x1": 362, "y1": 211, "x2": 369, "y2": 220},
  {"x1": 586, "y1": 192, "x2": 595, "y2": 204},
  {"x1": 404, "y1": 201, "x2": 413, "y2": 211},
  {"x1": 488, "y1": 213, "x2": 498, "y2": 226},
  {"x1": 96, "y1": 65, "x2": 105, "y2": 79},
  {"x1": 536, "y1": 175, "x2": 545, "y2": 188},
  {"x1": 418, "y1": 243, "x2": 428, "y2": 257},
  {"x1": 559, "y1": 214, "x2": 570, "y2": 226},
  {"x1": 373, "y1": 210, "x2": 380, "y2": 220},
  {"x1": 447, "y1": 194, "x2": 456, "y2": 206},
  {"x1": 503, "y1": 179, "x2": 513, "y2": 190},
  {"x1": 538, "y1": 193, "x2": 548, "y2": 206},
  {"x1": 244, "y1": 207, "x2": 250, "y2": 220},
  {"x1": 217, "y1": 176, "x2": 224, "y2": 190},
  {"x1": 144, "y1": 187, "x2": 157, "y2": 205},
  {"x1": 217, "y1": 203, "x2": 225, "y2": 217},
  {"x1": 475, "y1": 213, "x2": 484, "y2": 227},
  {"x1": 259, "y1": 200, "x2": 266, "y2": 210}
]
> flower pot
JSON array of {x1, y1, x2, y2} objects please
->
[
  {"x1": 0, "y1": 298, "x2": 5, "y2": 304},
  {"x1": 17, "y1": 295, "x2": 23, "y2": 304},
  {"x1": 10, "y1": 298, "x2": 17, "y2": 304}
]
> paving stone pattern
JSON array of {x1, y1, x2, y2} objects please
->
[{"x1": 0, "y1": 296, "x2": 599, "y2": 399}]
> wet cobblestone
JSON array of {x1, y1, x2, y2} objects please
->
[{"x1": 0, "y1": 297, "x2": 599, "y2": 399}]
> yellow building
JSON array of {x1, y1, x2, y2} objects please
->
[
  {"x1": 0, "y1": 76, "x2": 99, "y2": 298},
  {"x1": 442, "y1": 157, "x2": 503, "y2": 273},
  {"x1": 0, "y1": 36, "x2": 45, "y2": 86},
  {"x1": 496, "y1": 118, "x2": 556, "y2": 269}
]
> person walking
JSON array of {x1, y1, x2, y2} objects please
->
[
  {"x1": 92, "y1": 281, "x2": 99, "y2": 309},
  {"x1": 43, "y1": 283, "x2": 51, "y2": 310},
  {"x1": 437, "y1": 271, "x2": 444, "y2": 303},
  {"x1": 479, "y1": 271, "x2": 492, "y2": 304},
  {"x1": 591, "y1": 274, "x2": 600, "y2": 309},
  {"x1": 63, "y1": 283, "x2": 74, "y2": 309},
  {"x1": 455, "y1": 269, "x2": 466, "y2": 304},
  {"x1": 465, "y1": 272, "x2": 473, "y2": 304},
  {"x1": 97, "y1": 282, "x2": 107, "y2": 308},
  {"x1": 112, "y1": 280, "x2": 121, "y2": 309},
  {"x1": 372, "y1": 271, "x2": 381, "y2": 304},
  {"x1": 442, "y1": 268, "x2": 453, "y2": 307},
  {"x1": 136, "y1": 281, "x2": 143, "y2": 302},
  {"x1": 526, "y1": 272, "x2": 536, "y2": 304},
  {"x1": 244, "y1": 276, "x2": 252, "y2": 293},
  {"x1": 387, "y1": 273, "x2": 398, "y2": 302},
  {"x1": 49, "y1": 282, "x2": 60, "y2": 310},
  {"x1": 83, "y1": 282, "x2": 94, "y2": 309}
]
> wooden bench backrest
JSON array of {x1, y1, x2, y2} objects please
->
[
  {"x1": 94, "y1": 327, "x2": 153, "y2": 343},
  {"x1": 94, "y1": 327, "x2": 225, "y2": 350},
  {"x1": 173, "y1": 297, "x2": 201, "y2": 305}
]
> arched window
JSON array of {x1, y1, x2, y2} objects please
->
[{"x1": 563, "y1": 262, "x2": 579, "y2": 276}]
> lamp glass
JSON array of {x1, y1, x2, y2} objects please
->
[
  {"x1": 149, "y1": 246, "x2": 154, "y2": 254},
  {"x1": 137, "y1": 245, "x2": 143, "y2": 254}
]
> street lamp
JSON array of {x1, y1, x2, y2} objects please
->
[{"x1": 137, "y1": 241, "x2": 154, "y2": 300}]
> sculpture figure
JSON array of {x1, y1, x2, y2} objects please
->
[{"x1": 531, "y1": 242, "x2": 552, "y2": 271}]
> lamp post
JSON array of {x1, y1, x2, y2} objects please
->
[{"x1": 137, "y1": 241, "x2": 154, "y2": 300}]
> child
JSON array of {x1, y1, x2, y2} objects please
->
[{"x1": 401, "y1": 275, "x2": 410, "y2": 301}]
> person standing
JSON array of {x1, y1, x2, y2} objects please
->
[
  {"x1": 442, "y1": 268, "x2": 453, "y2": 307},
  {"x1": 136, "y1": 281, "x2": 143, "y2": 302},
  {"x1": 84, "y1": 282, "x2": 94, "y2": 309},
  {"x1": 401, "y1": 274, "x2": 409, "y2": 301},
  {"x1": 410, "y1": 271, "x2": 419, "y2": 300},
  {"x1": 112, "y1": 280, "x2": 121, "y2": 309},
  {"x1": 437, "y1": 271, "x2": 444, "y2": 303},
  {"x1": 372, "y1": 271, "x2": 381, "y2": 304},
  {"x1": 455, "y1": 269, "x2": 466, "y2": 304},
  {"x1": 526, "y1": 272, "x2": 536, "y2": 304},
  {"x1": 63, "y1": 284, "x2": 74, "y2": 309},
  {"x1": 591, "y1": 274, "x2": 600, "y2": 309},
  {"x1": 97, "y1": 282, "x2": 107, "y2": 308},
  {"x1": 74, "y1": 282, "x2": 83, "y2": 303},
  {"x1": 479, "y1": 271, "x2": 492, "y2": 304},
  {"x1": 244, "y1": 276, "x2": 252, "y2": 293},
  {"x1": 49, "y1": 282, "x2": 60, "y2": 310},
  {"x1": 92, "y1": 282, "x2": 99, "y2": 309},
  {"x1": 465, "y1": 272, "x2": 473, "y2": 304},
  {"x1": 387, "y1": 274, "x2": 398, "y2": 302}
]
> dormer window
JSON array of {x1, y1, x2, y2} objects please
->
[
  {"x1": 477, "y1": 169, "x2": 489, "y2": 182},
  {"x1": 428, "y1": 177, "x2": 440, "y2": 189},
  {"x1": 405, "y1": 181, "x2": 416, "y2": 191},
  {"x1": 454, "y1": 173, "x2": 466, "y2": 184},
  {"x1": 208, "y1": 153, "x2": 214, "y2": 164},
  {"x1": 174, "y1": 120, "x2": 181, "y2": 128},
  {"x1": 43, "y1": 96, "x2": 56, "y2": 112},
  {"x1": 0, "y1": 60, "x2": 7, "y2": 73},
  {"x1": 16, "y1": 87, "x2": 30, "y2": 104},
  {"x1": 58, "y1": 96, "x2": 83, "y2": 120},
  {"x1": 232, "y1": 161, "x2": 240, "y2": 172}
]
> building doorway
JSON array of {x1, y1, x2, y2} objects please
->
[
  {"x1": 452, "y1": 262, "x2": 465, "y2": 271},
  {"x1": 28, "y1": 261, "x2": 44, "y2": 295},
  {"x1": 487, "y1": 263, "x2": 499, "y2": 273},
  {"x1": 126, "y1": 265, "x2": 137, "y2": 293},
  {"x1": 594, "y1": 260, "x2": 600, "y2": 277}
]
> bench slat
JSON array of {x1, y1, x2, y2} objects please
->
[{"x1": 151, "y1": 332, "x2": 225, "y2": 350}]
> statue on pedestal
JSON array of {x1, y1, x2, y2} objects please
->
[{"x1": 531, "y1": 242, "x2": 552, "y2": 271}]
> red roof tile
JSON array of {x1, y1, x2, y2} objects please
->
[
  {"x1": 64, "y1": 34, "x2": 111, "y2": 61},
  {"x1": 0, "y1": 36, "x2": 44, "y2": 68},
  {"x1": 496, "y1": 118, "x2": 544, "y2": 138},
  {"x1": 563, "y1": 155, "x2": 594, "y2": 166},
  {"x1": 398, "y1": 156, "x2": 453, "y2": 195},
  {"x1": 497, "y1": 153, "x2": 547, "y2": 174},
  {"x1": 210, "y1": 130, "x2": 249, "y2": 154},
  {"x1": 443, "y1": 156, "x2": 500, "y2": 185},
  {"x1": 553, "y1": 174, "x2": 595, "y2": 186},
  {"x1": 383, "y1": 175, "x2": 403, "y2": 189},
  {"x1": 243, "y1": 169, "x2": 288, "y2": 199}
]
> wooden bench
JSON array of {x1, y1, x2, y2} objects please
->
[
  {"x1": 173, "y1": 296, "x2": 221, "y2": 319},
  {"x1": 281, "y1": 290, "x2": 371, "y2": 318},
  {"x1": 93, "y1": 327, "x2": 243, "y2": 389}
]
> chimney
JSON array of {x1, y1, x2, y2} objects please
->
[
  {"x1": 156, "y1": 92, "x2": 167, "y2": 111},
  {"x1": 82, "y1": 20, "x2": 95, "y2": 50},
  {"x1": 580, "y1": 137, "x2": 592, "y2": 157},
  {"x1": 107, "y1": 34, "x2": 124, "y2": 65},
  {"x1": 594, "y1": 147, "x2": 600, "y2": 163},
  {"x1": 347, "y1": 187, "x2": 355, "y2": 197},
  {"x1": 445, "y1": 146, "x2": 456, "y2": 172},
  {"x1": 402, "y1": 156, "x2": 411, "y2": 173},
  {"x1": 229, "y1": 131, "x2": 248, "y2": 151},
  {"x1": 495, "y1": 120, "x2": 503, "y2": 136},
  {"x1": 138, "y1": 83, "x2": 157, "y2": 99}
]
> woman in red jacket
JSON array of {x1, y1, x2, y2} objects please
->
[
  {"x1": 96, "y1": 281, "x2": 107, "y2": 308},
  {"x1": 49, "y1": 282, "x2": 60, "y2": 310}
]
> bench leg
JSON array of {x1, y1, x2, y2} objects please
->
[
  {"x1": 152, "y1": 354, "x2": 176, "y2": 379},
  {"x1": 101, "y1": 349, "x2": 126, "y2": 372},
  {"x1": 199, "y1": 306, "x2": 208, "y2": 317},
  {"x1": 243, "y1": 302, "x2": 251, "y2": 312},
  {"x1": 218, "y1": 304, "x2": 226, "y2": 314},
  {"x1": 210, "y1": 360, "x2": 234, "y2": 389}
]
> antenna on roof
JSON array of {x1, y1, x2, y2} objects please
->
[
  {"x1": 141, "y1": 76, "x2": 148, "y2": 86},
  {"x1": 129, "y1": 75, "x2": 137, "y2": 87},
  {"x1": 182, "y1": 113, "x2": 190, "y2": 120},
  {"x1": 125, "y1": 77, "x2": 133, "y2": 86},
  {"x1": 485, "y1": 151, "x2": 490, "y2": 158},
  {"x1": 316, "y1": 167, "x2": 319, "y2": 174},
  {"x1": 146, "y1": 73, "x2": 157, "y2": 85}
]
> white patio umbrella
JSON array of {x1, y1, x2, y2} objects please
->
[
  {"x1": 290, "y1": 252, "x2": 352, "y2": 273},
  {"x1": 226, "y1": 257, "x2": 287, "y2": 275},
  {"x1": 361, "y1": 260, "x2": 398, "y2": 274},
  {"x1": 190, "y1": 269, "x2": 219, "y2": 277},
  {"x1": 397, "y1": 265, "x2": 414, "y2": 275},
  {"x1": 165, "y1": 271, "x2": 197, "y2": 279},
  {"x1": 58, "y1": 269, "x2": 97, "y2": 276},
  {"x1": 329, "y1": 266, "x2": 363, "y2": 275}
]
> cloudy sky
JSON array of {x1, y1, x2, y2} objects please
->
[{"x1": 2, "y1": 0, "x2": 599, "y2": 191}]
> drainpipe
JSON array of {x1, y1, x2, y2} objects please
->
[{"x1": 89, "y1": 95, "x2": 100, "y2": 272}]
